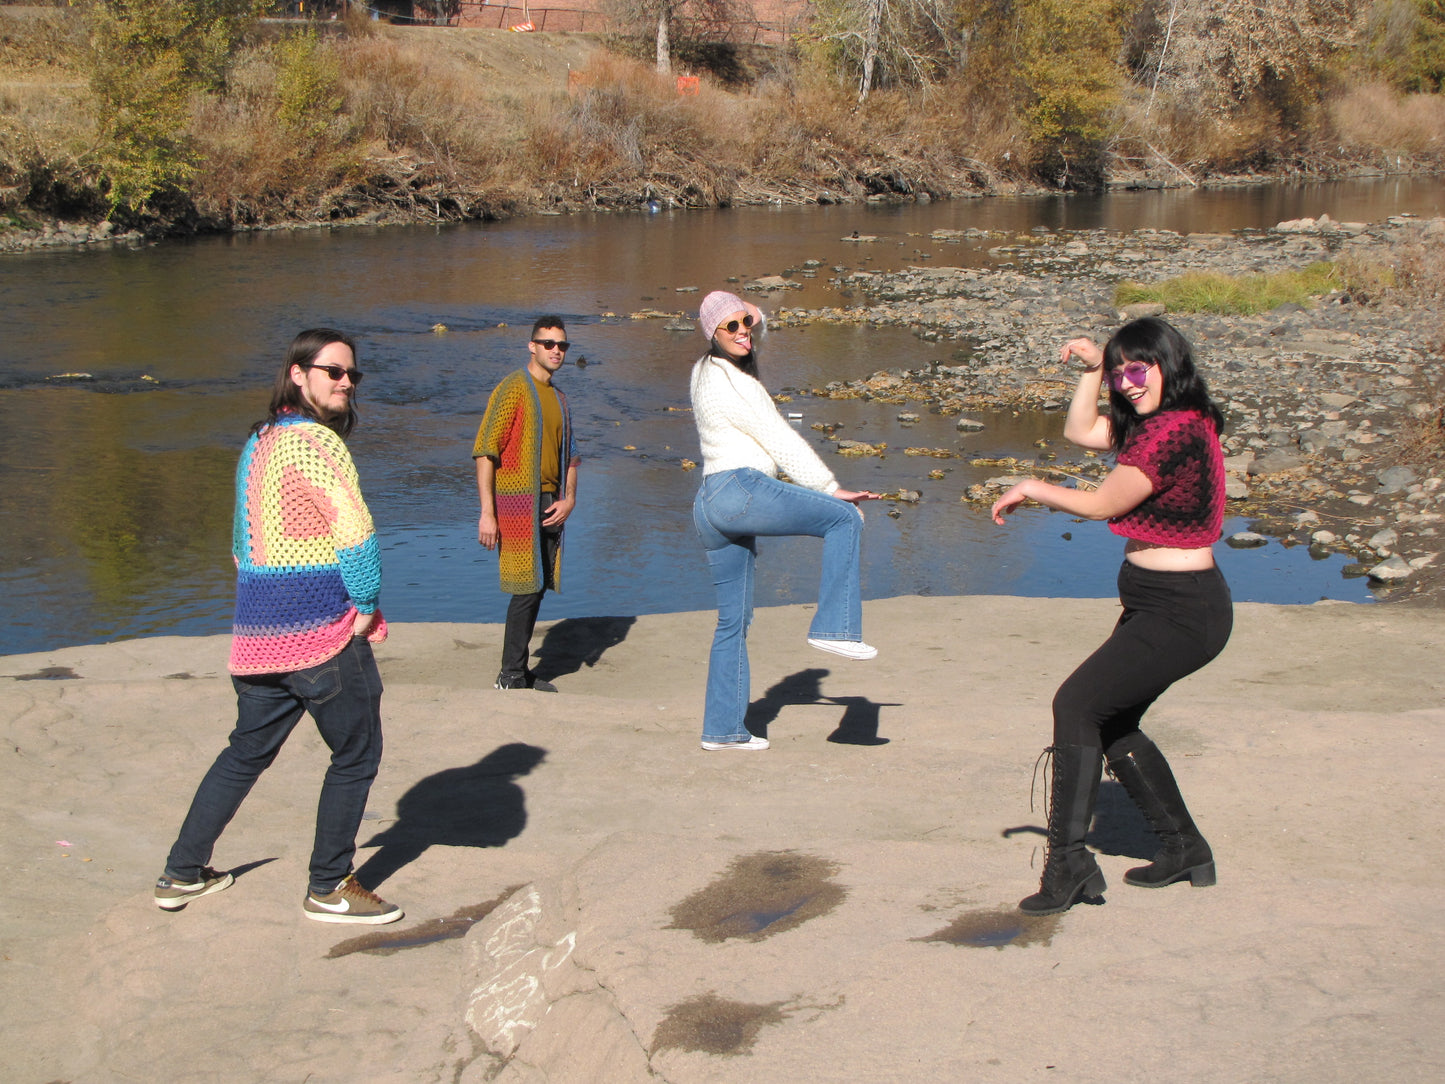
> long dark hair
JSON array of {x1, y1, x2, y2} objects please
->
[
  {"x1": 1103, "y1": 317, "x2": 1223, "y2": 451},
  {"x1": 252, "y1": 328, "x2": 359, "y2": 438},
  {"x1": 708, "y1": 336, "x2": 760, "y2": 379}
]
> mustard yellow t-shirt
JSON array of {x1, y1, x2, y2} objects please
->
[{"x1": 535, "y1": 378, "x2": 562, "y2": 493}]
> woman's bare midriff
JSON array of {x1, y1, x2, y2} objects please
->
[{"x1": 1124, "y1": 538, "x2": 1216, "y2": 571}]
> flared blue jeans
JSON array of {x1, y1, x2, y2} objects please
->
[{"x1": 692, "y1": 468, "x2": 864, "y2": 742}]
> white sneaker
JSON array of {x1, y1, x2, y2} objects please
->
[
  {"x1": 701, "y1": 735, "x2": 771, "y2": 751},
  {"x1": 807, "y1": 637, "x2": 878, "y2": 660}
]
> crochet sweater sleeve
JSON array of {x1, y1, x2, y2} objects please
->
[
  {"x1": 229, "y1": 416, "x2": 382, "y2": 675},
  {"x1": 689, "y1": 356, "x2": 839, "y2": 494}
]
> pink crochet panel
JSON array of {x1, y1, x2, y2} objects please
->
[{"x1": 229, "y1": 413, "x2": 382, "y2": 675}]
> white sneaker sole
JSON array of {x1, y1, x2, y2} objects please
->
[
  {"x1": 807, "y1": 638, "x2": 878, "y2": 660},
  {"x1": 701, "y1": 736, "x2": 770, "y2": 751},
  {"x1": 303, "y1": 905, "x2": 404, "y2": 925},
  {"x1": 154, "y1": 872, "x2": 234, "y2": 910}
]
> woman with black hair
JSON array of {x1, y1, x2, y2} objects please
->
[
  {"x1": 991, "y1": 317, "x2": 1232, "y2": 915},
  {"x1": 688, "y1": 290, "x2": 880, "y2": 751}
]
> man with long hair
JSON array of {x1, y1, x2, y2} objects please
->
[{"x1": 154, "y1": 329, "x2": 402, "y2": 925}]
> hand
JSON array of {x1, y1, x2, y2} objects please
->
[
  {"x1": 834, "y1": 488, "x2": 880, "y2": 505},
  {"x1": 352, "y1": 608, "x2": 387, "y2": 643},
  {"x1": 1061, "y1": 337, "x2": 1104, "y2": 372},
  {"x1": 478, "y1": 511, "x2": 499, "y2": 550},
  {"x1": 541, "y1": 495, "x2": 575, "y2": 527},
  {"x1": 990, "y1": 481, "x2": 1034, "y2": 526}
]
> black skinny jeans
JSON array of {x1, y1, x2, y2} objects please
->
[{"x1": 1053, "y1": 561, "x2": 1233, "y2": 756}]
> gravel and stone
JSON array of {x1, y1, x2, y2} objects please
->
[{"x1": 767, "y1": 214, "x2": 1445, "y2": 603}]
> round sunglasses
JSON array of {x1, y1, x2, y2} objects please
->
[
  {"x1": 718, "y1": 314, "x2": 756, "y2": 334},
  {"x1": 1105, "y1": 361, "x2": 1155, "y2": 392}
]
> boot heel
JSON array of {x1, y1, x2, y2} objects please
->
[
  {"x1": 1084, "y1": 868, "x2": 1107, "y2": 897},
  {"x1": 1188, "y1": 862, "x2": 1216, "y2": 887}
]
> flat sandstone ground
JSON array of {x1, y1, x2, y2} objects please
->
[{"x1": 1, "y1": 596, "x2": 1441, "y2": 1082}]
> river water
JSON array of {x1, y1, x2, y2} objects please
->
[{"x1": 3, "y1": 178, "x2": 1444, "y2": 656}]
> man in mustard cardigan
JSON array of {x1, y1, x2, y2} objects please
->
[{"x1": 473, "y1": 316, "x2": 581, "y2": 691}]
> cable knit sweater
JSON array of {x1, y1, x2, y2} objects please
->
[
  {"x1": 229, "y1": 412, "x2": 383, "y2": 676},
  {"x1": 689, "y1": 355, "x2": 839, "y2": 494}
]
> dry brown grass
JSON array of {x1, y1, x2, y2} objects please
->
[
  {"x1": 0, "y1": 5, "x2": 82, "y2": 73},
  {"x1": 1328, "y1": 82, "x2": 1445, "y2": 161}
]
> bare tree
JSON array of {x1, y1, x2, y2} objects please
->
[
  {"x1": 805, "y1": 0, "x2": 966, "y2": 101},
  {"x1": 1146, "y1": 0, "x2": 1361, "y2": 110},
  {"x1": 605, "y1": 0, "x2": 740, "y2": 74}
]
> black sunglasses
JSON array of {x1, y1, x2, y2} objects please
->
[
  {"x1": 300, "y1": 361, "x2": 363, "y2": 385},
  {"x1": 719, "y1": 315, "x2": 755, "y2": 334},
  {"x1": 532, "y1": 338, "x2": 570, "y2": 352}
]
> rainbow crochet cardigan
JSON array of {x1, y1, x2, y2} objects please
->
[
  {"x1": 472, "y1": 369, "x2": 579, "y2": 595},
  {"x1": 229, "y1": 412, "x2": 382, "y2": 675}
]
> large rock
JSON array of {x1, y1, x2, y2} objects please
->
[{"x1": 461, "y1": 881, "x2": 653, "y2": 1083}]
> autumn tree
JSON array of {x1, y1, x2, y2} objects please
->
[
  {"x1": 86, "y1": 0, "x2": 262, "y2": 213},
  {"x1": 1013, "y1": 0, "x2": 1130, "y2": 184}
]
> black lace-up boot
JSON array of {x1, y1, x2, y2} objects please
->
[
  {"x1": 1019, "y1": 745, "x2": 1107, "y2": 915},
  {"x1": 1106, "y1": 734, "x2": 1215, "y2": 889}
]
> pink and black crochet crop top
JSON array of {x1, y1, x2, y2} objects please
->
[{"x1": 1109, "y1": 409, "x2": 1225, "y2": 549}]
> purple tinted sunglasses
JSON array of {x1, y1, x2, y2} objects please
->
[{"x1": 1105, "y1": 361, "x2": 1155, "y2": 391}]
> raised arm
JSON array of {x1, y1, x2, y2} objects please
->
[{"x1": 1060, "y1": 338, "x2": 1115, "y2": 452}]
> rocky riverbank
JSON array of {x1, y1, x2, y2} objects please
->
[{"x1": 764, "y1": 215, "x2": 1445, "y2": 603}]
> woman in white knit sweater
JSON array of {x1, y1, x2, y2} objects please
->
[{"x1": 689, "y1": 290, "x2": 879, "y2": 751}]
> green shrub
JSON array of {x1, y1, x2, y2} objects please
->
[{"x1": 274, "y1": 29, "x2": 342, "y2": 141}]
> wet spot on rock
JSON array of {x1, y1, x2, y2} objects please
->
[
  {"x1": 651, "y1": 993, "x2": 788, "y2": 1056},
  {"x1": 666, "y1": 851, "x2": 844, "y2": 943},
  {"x1": 325, "y1": 887, "x2": 522, "y2": 958},
  {"x1": 916, "y1": 906, "x2": 1059, "y2": 949},
  {"x1": 164, "y1": 672, "x2": 194, "y2": 680},
  {"x1": 14, "y1": 667, "x2": 80, "y2": 681}
]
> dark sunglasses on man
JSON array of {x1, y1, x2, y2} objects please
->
[
  {"x1": 300, "y1": 361, "x2": 363, "y2": 385},
  {"x1": 532, "y1": 339, "x2": 570, "y2": 352}
]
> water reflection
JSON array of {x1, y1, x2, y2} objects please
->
[{"x1": 3, "y1": 179, "x2": 1439, "y2": 654}]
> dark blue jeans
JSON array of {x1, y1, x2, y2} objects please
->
[{"x1": 165, "y1": 637, "x2": 384, "y2": 895}]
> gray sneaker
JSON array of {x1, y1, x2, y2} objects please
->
[
  {"x1": 303, "y1": 874, "x2": 403, "y2": 925},
  {"x1": 154, "y1": 867, "x2": 234, "y2": 911}
]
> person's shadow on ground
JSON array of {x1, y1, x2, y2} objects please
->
[
  {"x1": 531, "y1": 615, "x2": 636, "y2": 683},
  {"x1": 745, "y1": 667, "x2": 898, "y2": 746},
  {"x1": 354, "y1": 742, "x2": 546, "y2": 889}
]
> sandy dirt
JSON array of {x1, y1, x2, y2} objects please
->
[{"x1": 1, "y1": 595, "x2": 1441, "y2": 1082}]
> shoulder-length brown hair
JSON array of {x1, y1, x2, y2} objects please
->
[{"x1": 252, "y1": 328, "x2": 359, "y2": 438}]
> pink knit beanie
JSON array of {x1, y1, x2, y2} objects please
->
[{"x1": 698, "y1": 290, "x2": 764, "y2": 341}]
